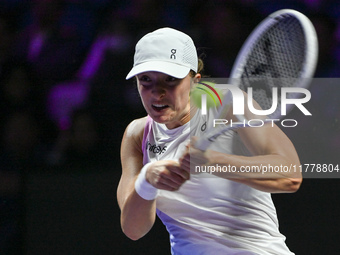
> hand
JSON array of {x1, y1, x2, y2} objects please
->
[
  {"x1": 179, "y1": 137, "x2": 210, "y2": 173},
  {"x1": 145, "y1": 160, "x2": 190, "y2": 191}
]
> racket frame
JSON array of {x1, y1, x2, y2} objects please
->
[{"x1": 195, "y1": 9, "x2": 318, "y2": 151}]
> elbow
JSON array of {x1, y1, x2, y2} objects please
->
[
  {"x1": 122, "y1": 227, "x2": 144, "y2": 241},
  {"x1": 121, "y1": 217, "x2": 152, "y2": 241},
  {"x1": 285, "y1": 177, "x2": 302, "y2": 193}
]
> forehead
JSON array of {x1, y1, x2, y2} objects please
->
[
  {"x1": 137, "y1": 71, "x2": 172, "y2": 78},
  {"x1": 136, "y1": 71, "x2": 192, "y2": 80}
]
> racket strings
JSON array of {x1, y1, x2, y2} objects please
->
[{"x1": 239, "y1": 15, "x2": 307, "y2": 116}]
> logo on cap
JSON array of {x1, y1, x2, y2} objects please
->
[{"x1": 170, "y1": 49, "x2": 176, "y2": 59}]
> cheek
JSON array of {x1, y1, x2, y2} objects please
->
[
  {"x1": 176, "y1": 88, "x2": 190, "y2": 107},
  {"x1": 137, "y1": 89, "x2": 149, "y2": 108},
  {"x1": 183, "y1": 85, "x2": 191, "y2": 98}
]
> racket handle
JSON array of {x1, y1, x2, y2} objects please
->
[{"x1": 194, "y1": 136, "x2": 212, "y2": 151}]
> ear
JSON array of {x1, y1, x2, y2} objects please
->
[{"x1": 193, "y1": 73, "x2": 201, "y2": 83}]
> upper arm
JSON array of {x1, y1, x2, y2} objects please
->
[
  {"x1": 234, "y1": 90, "x2": 300, "y2": 163},
  {"x1": 238, "y1": 123, "x2": 300, "y2": 165},
  {"x1": 117, "y1": 117, "x2": 147, "y2": 209},
  {"x1": 233, "y1": 92, "x2": 303, "y2": 190}
]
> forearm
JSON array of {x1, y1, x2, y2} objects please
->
[
  {"x1": 119, "y1": 187, "x2": 157, "y2": 240},
  {"x1": 206, "y1": 150, "x2": 302, "y2": 193}
]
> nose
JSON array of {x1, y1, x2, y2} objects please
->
[{"x1": 152, "y1": 83, "x2": 166, "y2": 99}]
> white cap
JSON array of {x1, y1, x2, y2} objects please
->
[{"x1": 126, "y1": 27, "x2": 198, "y2": 79}]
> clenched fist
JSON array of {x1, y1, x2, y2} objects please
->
[{"x1": 145, "y1": 160, "x2": 190, "y2": 191}]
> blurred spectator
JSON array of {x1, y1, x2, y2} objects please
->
[
  {"x1": 0, "y1": 110, "x2": 47, "y2": 254},
  {"x1": 0, "y1": 111, "x2": 45, "y2": 169},
  {"x1": 85, "y1": 8, "x2": 145, "y2": 126},
  {"x1": 11, "y1": 0, "x2": 92, "y2": 87},
  {"x1": 46, "y1": 107, "x2": 112, "y2": 170},
  {"x1": 0, "y1": 16, "x2": 15, "y2": 76},
  {"x1": 76, "y1": 8, "x2": 134, "y2": 82},
  {"x1": 310, "y1": 11, "x2": 340, "y2": 78},
  {"x1": 308, "y1": 12, "x2": 340, "y2": 156},
  {"x1": 193, "y1": 0, "x2": 263, "y2": 77},
  {"x1": 0, "y1": 61, "x2": 45, "y2": 122},
  {"x1": 45, "y1": 7, "x2": 146, "y2": 164},
  {"x1": 122, "y1": 0, "x2": 167, "y2": 37},
  {"x1": 46, "y1": 79, "x2": 89, "y2": 133},
  {"x1": 0, "y1": 60, "x2": 57, "y2": 149},
  {"x1": 239, "y1": 0, "x2": 306, "y2": 16}
]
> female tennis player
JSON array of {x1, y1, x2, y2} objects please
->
[{"x1": 117, "y1": 27, "x2": 302, "y2": 255}]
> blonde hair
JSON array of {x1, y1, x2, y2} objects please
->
[{"x1": 190, "y1": 58, "x2": 204, "y2": 77}]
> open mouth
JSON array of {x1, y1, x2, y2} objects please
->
[{"x1": 152, "y1": 104, "x2": 169, "y2": 111}]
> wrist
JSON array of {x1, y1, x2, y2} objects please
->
[{"x1": 204, "y1": 149, "x2": 215, "y2": 164}]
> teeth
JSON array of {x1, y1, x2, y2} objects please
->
[{"x1": 153, "y1": 104, "x2": 167, "y2": 107}]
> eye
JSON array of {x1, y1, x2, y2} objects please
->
[
  {"x1": 138, "y1": 75, "x2": 151, "y2": 82},
  {"x1": 165, "y1": 76, "x2": 181, "y2": 87},
  {"x1": 137, "y1": 75, "x2": 152, "y2": 87},
  {"x1": 166, "y1": 76, "x2": 178, "y2": 82}
]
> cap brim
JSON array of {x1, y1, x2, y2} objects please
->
[{"x1": 126, "y1": 61, "x2": 191, "y2": 80}]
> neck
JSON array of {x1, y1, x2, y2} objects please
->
[{"x1": 165, "y1": 105, "x2": 198, "y2": 129}]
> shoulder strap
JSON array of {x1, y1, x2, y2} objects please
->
[{"x1": 142, "y1": 116, "x2": 153, "y2": 164}]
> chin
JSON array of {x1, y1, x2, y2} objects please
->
[
  {"x1": 152, "y1": 115, "x2": 170, "y2": 124},
  {"x1": 149, "y1": 114, "x2": 173, "y2": 125}
]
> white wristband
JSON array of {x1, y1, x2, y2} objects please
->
[{"x1": 135, "y1": 162, "x2": 159, "y2": 200}]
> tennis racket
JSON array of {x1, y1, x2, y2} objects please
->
[{"x1": 195, "y1": 9, "x2": 318, "y2": 151}]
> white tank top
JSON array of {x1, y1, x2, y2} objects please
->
[{"x1": 142, "y1": 108, "x2": 294, "y2": 255}]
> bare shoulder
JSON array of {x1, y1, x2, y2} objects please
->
[
  {"x1": 118, "y1": 117, "x2": 149, "y2": 207},
  {"x1": 125, "y1": 117, "x2": 148, "y2": 140},
  {"x1": 122, "y1": 116, "x2": 148, "y2": 155}
]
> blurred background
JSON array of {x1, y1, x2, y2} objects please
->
[{"x1": 0, "y1": 0, "x2": 339, "y2": 254}]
